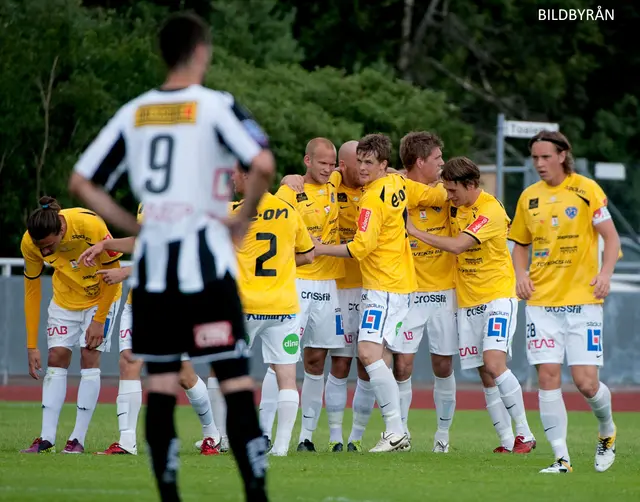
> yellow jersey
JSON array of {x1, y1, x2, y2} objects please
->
[
  {"x1": 21, "y1": 208, "x2": 124, "y2": 310},
  {"x1": 336, "y1": 182, "x2": 364, "y2": 290},
  {"x1": 450, "y1": 191, "x2": 516, "y2": 308},
  {"x1": 407, "y1": 183, "x2": 455, "y2": 292},
  {"x1": 125, "y1": 203, "x2": 145, "y2": 304},
  {"x1": 231, "y1": 193, "x2": 314, "y2": 314},
  {"x1": 347, "y1": 174, "x2": 445, "y2": 294},
  {"x1": 509, "y1": 173, "x2": 611, "y2": 306},
  {"x1": 275, "y1": 171, "x2": 344, "y2": 281}
]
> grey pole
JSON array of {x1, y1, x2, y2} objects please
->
[{"x1": 496, "y1": 113, "x2": 505, "y2": 202}]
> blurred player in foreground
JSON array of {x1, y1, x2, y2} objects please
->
[
  {"x1": 509, "y1": 130, "x2": 620, "y2": 473},
  {"x1": 69, "y1": 12, "x2": 274, "y2": 502},
  {"x1": 20, "y1": 197, "x2": 122, "y2": 454},
  {"x1": 230, "y1": 164, "x2": 315, "y2": 455},
  {"x1": 79, "y1": 205, "x2": 222, "y2": 456},
  {"x1": 406, "y1": 157, "x2": 536, "y2": 454}
]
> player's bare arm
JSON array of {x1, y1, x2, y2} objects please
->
[
  {"x1": 512, "y1": 243, "x2": 535, "y2": 300},
  {"x1": 280, "y1": 174, "x2": 305, "y2": 192},
  {"x1": 313, "y1": 240, "x2": 351, "y2": 258},
  {"x1": 406, "y1": 216, "x2": 476, "y2": 255},
  {"x1": 97, "y1": 266, "x2": 132, "y2": 285},
  {"x1": 68, "y1": 173, "x2": 140, "y2": 236},
  {"x1": 591, "y1": 218, "x2": 621, "y2": 299},
  {"x1": 295, "y1": 249, "x2": 315, "y2": 266},
  {"x1": 78, "y1": 236, "x2": 136, "y2": 267}
]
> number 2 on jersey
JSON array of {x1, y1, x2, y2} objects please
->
[
  {"x1": 255, "y1": 232, "x2": 277, "y2": 277},
  {"x1": 145, "y1": 135, "x2": 174, "y2": 193}
]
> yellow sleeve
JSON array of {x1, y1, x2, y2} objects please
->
[
  {"x1": 462, "y1": 201, "x2": 505, "y2": 244},
  {"x1": 275, "y1": 185, "x2": 298, "y2": 207},
  {"x1": 294, "y1": 209, "x2": 314, "y2": 254},
  {"x1": 346, "y1": 197, "x2": 383, "y2": 261},
  {"x1": 405, "y1": 179, "x2": 447, "y2": 209},
  {"x1": 508, "y1": 193, "x2": 532, "y2": 245},
  {"x1": 589, "y1": 180, "x2": 611, "y2": 225},
  {"x1": 21, "y1": 236, "x2": 43, "y2": 349},
  {"x1": 330, "y1": 170, "x2": 342, "y2": 187},
  {"x1": 86, "y1": 214, "x2": 124, "y2": 265},
  {"x1": 93, "y1": 260, "x2": 120, "y2": 323}
]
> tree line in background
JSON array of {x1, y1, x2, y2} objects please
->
[{"x1": 1, "y1": 0, "x2": 638, "y2": 256}]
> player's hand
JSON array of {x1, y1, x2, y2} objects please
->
[
  {"x1": 405, "y1": 217, "x2": 418, "y2": 236},
  {"x1": 85, "y1": 320, "x2": 104, "y2": 350},
  {"x1": 281, "y1": 174, "x2": 305, "y2": 193},
  {"x1": 224, "y1": 215, "x2": 250, "y2": 247},
  {"x1": 97, "y1": 268, "x2": 129, "y2": 285},
  {"x1": 78, "y1": 242, "x2": 105, "y2": 267},
  {"x1": 590, "y1": 272, "x2": 611, "y2": 299},
  {"x1": 27, "y1": 348, "x2": 42, "y2": 380},
  {"x1": 515, "y1": 273, "x2": 535, "y2": 300},
  {"x1": 310, "y1": 235, "x2": 325, "y2": 255}
]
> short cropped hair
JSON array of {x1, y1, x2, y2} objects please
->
[
  {"x1": 158, "y1": 12, "x2": 211, "y2": 70},
  {"x1": 357, "y1": 134, "x2": 392, "y2": 164},
  {"x1": 399, "y1": 131, "x2": 443, "y2": 171},
  {"x1": 441, "y1": 157, "x2": 480, "y2": 189}
]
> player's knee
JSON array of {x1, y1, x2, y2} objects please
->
[
  {"x1": 330, "y1": 356, "x2": 351, "y2": 379},
  {"x1": 536, "y1": 364, "x2": 561, "y2": 390},
  {"x1": 119, "y1": 352, "x2": 142, "y2": 379},
  {"x1": 572, "y1": 372, "x2": 599, "y2": 399},
  {"x1": 392, "y1": 357, "x2": 413, "y2": 381},
  {"x1": 80, "y1": 348, "x2": 101, "y2": 369},
  {"x1": 357, "y1": 342, "x2": 381, "y2": 368},
  {"x1": 303, "y1": 349, "x2": 326, "y2": 375},
  {"x1": 178, "y1": 362, "x2": 198, "y2": 389},
  {"x1": 47, "y1": 347, "x2": 72, "y2": 369},
  {"x1": 431, "y1": 355, "x2": 453, "y2": 378}
]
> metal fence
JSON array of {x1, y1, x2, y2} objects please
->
[{"x1": 2, "y1": 259, "x2": 639, "y2": 388}]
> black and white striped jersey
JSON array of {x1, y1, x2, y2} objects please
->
[{"x1": 73, "y1": 85, "x2": 269, "y2": 293}]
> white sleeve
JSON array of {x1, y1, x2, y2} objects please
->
[
  {"x1": 214, "y1": 94, "x2": 268, "y2": 168},
  {"x1": 73, "y1": 107, "x2": 128, "y2": 189}
]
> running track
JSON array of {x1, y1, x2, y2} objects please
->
[{"x1": 1, "y1": 385, "x2": 639, "y2": 411}]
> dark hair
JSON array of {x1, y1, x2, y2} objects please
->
[
  {"x1": 357, "y1": 133, "x2": 392, "y2": 164},
  {"x1": 441, "y1": 157, "x2": 480, "y2": 189},
  {"x1": 528, "y1": 130, "x2": 575, "y2": 174},
  {"x1": 27, "y1": 196, "x2": 62, "y2": 241},
  {"x1": 399, "y1": 131, "x2": 444, "y2": 171},
  {"x1": 158, "y1": 12, "x2": 211, "y2": 70}
]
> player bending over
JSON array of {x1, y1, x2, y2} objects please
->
[
  {"x1": 69, "y1": 12, "x2": 273, "y2": 502},
  {"x1": 510, "y1": 130, "x2": 620, "y2": 473},
  {"x1": 406, "y1": 157, "x2": 536, "y2": 454},
  {"x1": 20, "y1": 197, "x2": 122, "y2": 454}
]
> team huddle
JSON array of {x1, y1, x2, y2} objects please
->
[{"x1": 20, "y1": 129, "x2": 619, "y2": 475}]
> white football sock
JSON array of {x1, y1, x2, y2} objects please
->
[
  {"x1": 539, "y1": 388, "x2": 569, "y2": 462},
  {"x1": 586, "y1": 382, "x2": 615, "y2": 437},
  {"x1": 70, "y1": 368, "x2": 101, "y2": 445},
  {"x1": 325, "y1": 373, "x2": 348, "y2": 443},
  {"x1": 433, "y1": 372, "x2": 456, "y2": 443},
  {"x1": 348, "y1": 378, "x2": 375, "y2": 443},
  {"x1": 298, "y1": 372, "x2": 324, "y2": 443},
  {"x1": 483, "y1": 386, "x2": 514, "y2": 449},
  {"x1": 40, "y1": 367, "x2": 67, "y2": 445},
  {"x1": 116, "y1": 379, "x2": 142, "y2": 451},
  {"x1": 272, "y1": 389, "x2": 299, "y2": 454},
  {"x1": 397, "y1": 377, "x2": 412, "y2": 435},
  {"x1": 495, "y1": 369, "x2": 533, "y2": 439},
  {"x1": 186, "y1": 376, "x2": 219, "y2": 440},
  {"x1": 366, "y1": 360, "x2": 404, "y2": 435},
  {"x1": 207, "y1": 377, "x2": 227, "y2": 438},
  {"x1": 258, "y1": 368, "x2": 279, "y2": 440}
]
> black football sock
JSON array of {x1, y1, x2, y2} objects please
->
[{"x1": 146, "y1": 392, "x2": 180, "y2": 502}]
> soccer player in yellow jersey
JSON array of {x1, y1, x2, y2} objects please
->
[
  {"x1": 20, "y1": 197, "x2": 122, "y2": 454},
  {"x1": 275, "y1": 138, "x2": 345, "y2": 452},
  {"x1": 314, "y1": 134, "x2": 445, "y2": 452},
  {"x1": 406, "y1": 157, "x2": 536, "y2": 454},
  {"x1": 509, "y1": 131, "x2": 620, "y2": 474},
  {"x1": 80, "y1": 206, "x2": 223, "y2": 456},
  {"x1": 229, "y1": 164, "x2": 315, "y2": 455},
  {"x1": 385, "y1": 132, "x2": 458, "y2": 453}
]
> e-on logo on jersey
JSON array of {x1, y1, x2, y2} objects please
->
[{"x1": 282, "y1": 333, "x2": 300, "y2": 355}]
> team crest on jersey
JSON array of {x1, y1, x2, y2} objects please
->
[
  {"x1": 330, "y1": 192, "x2": 335, "y2": 203},
  {"x1": 134, "y1": 102, "x2": 197, "y2": 127},
  {"x1": 419, "y1": 210, "x2": 427, "y2": 220},
  {"x1": 565, "y1": 206, "x2": 578, "y2": 219},
  {"x1": 324, "y1": 205, "x2": 331, "y2": 214},
  {"x1": 529, "y1": 198, "x2": 539, "y2": 209},
  {"x1": 410, "y1": 240, "x2": 418, "y2": 249},
  {"x1": 318, "y1": 189, "x2": 325, "y2": 195},
  {"x1": 551, "y1": 216, "x2": 559, "y2": 227},
  {"x1": 337, "y1": 192, "x2": 348, "y2": 202},
  {"x1": 70, "y1": 260, "x2": 79, "y2": 270},
  {"x1": 296, "y1": 193, "x2": 308, "y2": 202}
]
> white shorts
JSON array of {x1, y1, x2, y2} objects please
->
[
  {"x1": 297, "y1": 278, "x2": 344, "y2": 350},
  {"x1": 358, "y1": 289, "x2": 411, "y2": 346},
  {"x1": 330, "y1": 288, "x2": 362, "y2": 358},
  {"x1": 457, "y1": 298, "x2": 518, "y2": 370},
  {"x1": 525, "y1": 304, "x2": 604, "y2": 367},
  {"x1": 246, "y1": 314, "x2": 301, "y2": 365},
  {"x1": 47, "y1": 298, "x2": 120, "y2": 352},
  {"x1": 388, "y1": 289, "x2": 458, "y2": 355}
]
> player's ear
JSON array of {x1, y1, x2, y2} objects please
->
[{"x1": 558, "y1": 150, "x2": 566, "y2": 165}]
